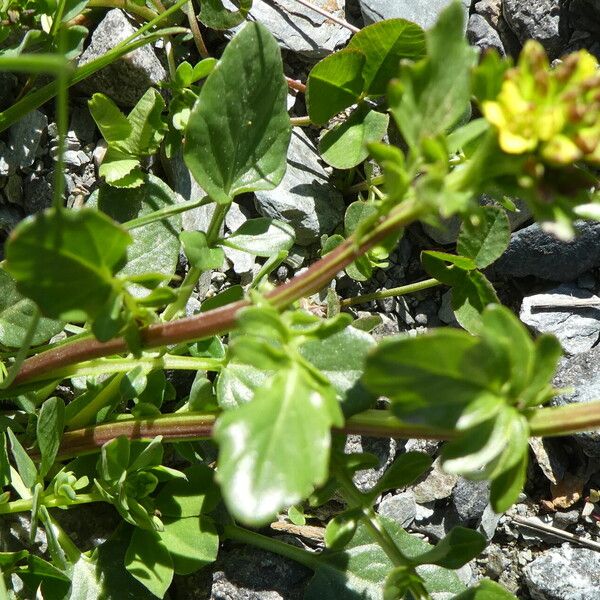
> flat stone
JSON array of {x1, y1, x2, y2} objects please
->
[
  {"x1": 524, "y1": 545, "x2": 600, "y2": 600},
  {"x1": 552, "y1": 345, "x2": 600, "y2": 457},
  {"x1": 503, "y1": 0, "x2": 563, "y2": 58},
  {"x1": 478, "y1": 504, "x2": 502, "y2": 540},
  {"x1": 0, "y1": 110, "x2": 48, "y2": 176},
  {"x1": 359, "y1": 0, "x2": 470, "y2": 29},
  {"x1": 254, "y1": 129, "x2": 344, "y2": 246},
  {"x1": 413, "y1": 457, "x2": 458, "y2": 504},
  {"x1": 77, "y1": 9, "x2": 167, "y2": 106},
  {"x1": 520, "y1": 284, "x2": 600, "y2": 355},
  {"x1": 452, "y1": 478, "x2": 490, "y2": 523},
  {"x1": 239, "y1": 0, "x2": 351, "y2": 58},
  {"x1": 467, "y1": 13, "x2": 506, "y2": 55},
  {"x1": 491, "y1": 221, "x2": 600, "y2": 281},
  {"x1": 377, "y1": 490, "x2": 417, "y2": 528}
]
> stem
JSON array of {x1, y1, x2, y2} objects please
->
[
  {"x1": 340, "y1": 278, "x2": 442, "y2": 308},
  {"x1": 0, "y1": 492, "x2": 104, "y2": 515},
  {"x1": 66, "y1": 373, "x2": 124, "y2": 430},
  {"x1": 223, "y1": 524, "x2": 321, "y2": 571},
  {"x1": 290, "y1": 116, "x2": 312, "y2": 127},
  {"x1": 343, "y1": 410, "x2": 454, "y2": 439},
  {"x1": 125, "y1": 197, "x2": 213, "y2": 230},
  {"x1": 187, "y1": 0, "x2": 210, "y2": 58},
  {"x1": 11, "y1": 200, "x2": 424, "y2": 385},
  {"x1": 87, "y1": 0, "x2": 159, "y2": 21},
  {"x1": 286, "y1": 77, "x2": 306, "y2": 94},
  {"x1": 528, "y1": 401, "x2": 600, "y2": 437},
  {"x1": 346, "y1": 174, "x2": 385, "y2": 194}
]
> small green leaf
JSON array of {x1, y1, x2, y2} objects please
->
[
  {"x1": 520, "y1": 334, "x2": 562, "y2": 407},
  {"x1": 199, "y1": 0, "x2": 251, "y2": 29},
  {"x1": 324, "y1": 510, "x2": 360, "y2": 550},
  {"x1": 288, "y1": 505, "x2": 306, "y2": 526},
  {"x1": 346, "y1": 18, "x2": 426, "y2": 95},
  {"x1": 99, "y1": 436, "x2": 130, "y2": 483},
  {"x1": 421, "y1": 251, "x2": 476, "y2": 286},
  {"x1": 125, "y1": 528, "x2": 173, "y2": 597},
  {"x1": 384, "y1": 566, "x2": 424, "y2": 600},
  {"x1": 88, "y1": 93, "x2": 131, "y2": 143},
  {"x1": 214, "y1": 364, "x2": 343, "y2": 525},
  {"x1": 184, "y1": 22, "x2": 291, "y2": 204},
  {"x1": 411, "y1": 527, "x2": 486, "y2": 569},
  {"x1": 221, "y1": 218, "x2": 295, "y2": 256},
  {"x1": 373, "y1": 452, "x2": 433, "y2": 496},
  {"x1": 37, "y1": 397, "x2": 65, "y2": 478},
  {"x1": 490, "y1": 452, "x2": 527, "y2": 513},
  {"x1": 8, "y1": 429, "x2": 37, "y2": 488},
  {"x1": 457, "y1": 206, "x2": 511, "y2": 268},
  {"x1": 307, "y1": 49, "x2": 365, "y2": 125},
  {"x1": 452, "y1": 579, "x2": 518, "y2": 599},
  {"x1": 452, "y1": 270, "x2": 499, "y2": 334},
  {"x1": 320, "y1": 106, "x2": 389, "y2": 170},
  {"x1": 180, "y1": 231, "x2": 225, "y2": 271},
  {"x1": 5, "y1": 208, "x2": 131, "y2": 321}
]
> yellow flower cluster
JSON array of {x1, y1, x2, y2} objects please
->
[{"x1": 483, "y1": 40, "x2": 600, "y2": 166}]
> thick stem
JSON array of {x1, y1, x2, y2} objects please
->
[
  {"x1": 528, "y1": 402, "x2": 600, "y2": 437},
  {"x1": 339, "y1": 278, "x2": 442, "y2": 308},
  {"x1": 0, "y1": 492, "x2": 104, "y2": 515},
  {"x1": 290, "y1": 116, "x2": 311, "y2": 126},
  {"x1": 187, "y1": 0, "x2": 210, "y2": 58}
]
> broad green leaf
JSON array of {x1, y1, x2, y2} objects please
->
[
  {"x1": 411, "y1": 527, "x2": 486, "y2": 569},
  {"x1": 88, "y1": 175, "x2": 182, "y2": 296},
  {"x1": 320, "y1": 106, "x2": 389, "y2": 170},
  {"x1": 98, "y1": 149, "x2": 143, "y2": 188},
  {"x1": 306, "y1": 517, "x2": 465, "y2": 599},
  {"x1": 63, "y1": 0, "x2": 91, "y2": 22},
  {"x1": 457, "y1": 206, "x2": 510, "y2": 268},
  {"x1": 452, "y1": 579, "x2": 518, "y2": 599},
  {"x1": 184, "y1": 22, "x2": 291, "y2": 204},
  {"x1": 8, "y1": 429, "x2": 37, "y2": 488},
  {"x1": 452, "y1": 270, "x2": 499, "y2": 334},
  {"x1": 180, "y1": 231, "x2": 225, "y2": 271},
  {"x1": 200, "y1": 284, "x2": 244, "y2": 312},
  {"x1": 307, "y1": 49, "x2": 365, "y2": 125},
  {"x1": 199, "y1": 0, "x2": 251, "y2": 29},
  {"x1": 214, "y1": 364, "x2": 343, "y2": 525},
  {"x1": 346, "y1": 19, "x2": 426, "y2": 95},
  {"x1": 389, "y1": 2, "x2": 476, "y2": 149},
  {"x1": 216, "y1": 362, "x2": 270, "y2": 409},
  {"x1": 88, "y1": 93, "x2": 131, "y2": 143},
  {"x1": 0, "y1": 268, "x2": 63, "y2": 348},
  {"x1": 157, "y1": 516, "x2": 219, "y2": 575},
  {"x1": 5, "y1": 208, "x2": 131, "y2": 321},
  {"x1": 446, "y1": 118, "x2": 490, "y2": 154},
  {"x1": 37, "y1": 397, "x2": 65, "y2": 478},
  {"x1": 363, "y1": 329, "x2": 493, "y2": 427},
  {"x1": 220, "y1": 218, "x2": 295, "y2": 256},
  {"x1": 373, "y1": 452, "x2": 433, "y2": 496},
  {"x1": 125, "y1": 528, "x2": 173, "y2": 598}
]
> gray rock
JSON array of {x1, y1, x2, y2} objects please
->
[
  {"x1": 552, "y1": 345, "x2": 600, "y2": 457},
  {"x1": 4, "y1": 174, "x2": 23, "y2": 205},
  {"x1": 467, "y1": 13, "x2": 506, "y2": 55},
  {"x1": 503, "y1": 0, "x2": 563, "y2": 58},
  {"x1": 438, "y1": 290, "x2": 458, "y2": 325},
  {"x1": 77, "y1": 9, "x2": 167, "y2": 106},
  {"x1": 524, "y1": 544, "x2": 600, "y2": 600},
  {"x1": 241, "y1": 0, "x2": 351, "y2": 58},
  {"x1": 411, "y1": 504, "x2": 461, "y2": 542},
  {"x1": 413, "y1": 457, "x2": 458, "y2": 504},
  {"x1": 552, "y1": 510, "x2": 579, "y2": 530},
  {"x1": 23, "y1": 171, "x2": 54, "y2": 215},
  {"x1": 478, "y1": 504, "x2": 502, "y2": 540},
  {"x1": 492, "y1": 221, "x2": 600, "y2": 281},
  {"x1": 0, "y1": 72, "x2": 17, "y2": 111},
  {"x1": 254, "y1": 129, "x2": 344, "y2": 246},
  {"x1": 474, "y1": 0, "x2": 502, "y2": 28},
  {"x1": 452, "y1": 478, "x2": 490, "y2": 523},
  {"x1": 520, "y1": 284, "x2": 600, "y2": 355},
  {"x1": 529, "y1": 437, "x2": 568, "y2": 485},
  {"x1": 0, "y1": 110, "x2": 48, "y2": 176},
  {"x1": 360, "y1": 0, "x2": 470, "y2": 29},
  {"x1": 377, "y1": 490, "x2": 417, "y2": 528}
]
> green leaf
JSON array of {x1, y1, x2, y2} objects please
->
[
  {"x1": 452, "y1": 579, "x2": 518, "y2": 599},
  {"x1": 99, "y1": 436, "x2": 130, "y2": 483},
  {"x1": 324, "y1": 510, "x2": 360, "y2": 550},
  {"x1": 452, "y1": 270, "x2": 499, "y2": 335},
  {"x1": 306, "y1": 517, "x2": 465, "y2": 599},
  {"x1": 520, "y1": 334, "x2": 562, "y2": 407},
  {"x1": 457, "y1": 206, "x2": 511, "y2": 268},
  {"x1": 157, "y1": 516, "x2": 219, "y2": 575},
  {"x1": 8, "y1": 429, "x2": 37, "y2": 488},
  {"x1": 346, "y1": 18, "x2": 426, "y2": 95},
  {"x1": 88, "y1": 93, "x2": 131, "y2": 143},
  {"x1": 0, "y1": 268, "x2": 63, "y2": 348},
  {"x1": 5, "y1": 208, "x2": 131, "y2": 321},
  {"x1": 216, "y1": 362, "x2": 270, "y2": 409},
  {"x1": 221, "y1": 218, "x2": 295, "y2": 256},
  {"x1": 88, "y1": 175, "x2": 182, "y2": 296},
  {"x1": 288, "y1": 505, "x2": 306, "y2": 526},
  {"x1": 184, "y1": 22, "x2": 291, "y2": 204},
  {"x1": 199, "y1": 0, "x2": 251, "y2": 30},
  {"x1": 320, "y1": 106, "x2": 389, "y2": 170},
  {"x1": 180, "y1": 231, "x2": 225, "y2": 271},
  {"x1": 214, "y1": 364, "x2": 343, "y2": 525},
  {"x1": 373, "y1": 452, "x2": 433, "y2": 496},
  {"x1": 307, "y1": 49, "x2": 365, "y2": 125},
  {"x1": 125, "y1": 528, "x2": 173, "y2": 598},
  {"x1": 490, "y1": 451, "x2": 527, "y2": 513},
  {"x1": 0, "y1": 434, "x2": 10, "y2": 488},
  {"x1": 37, "y1": 397, "x2": 65, "y2": 478},
  {"x1": 421, "y1": 250, "x2": 476, "y2": 286},
  {"x1": 389, "y1": 2, "x2": 476, "y2": 149},
  {"x1": 363, "y1": 329, "x2": 493, "y2": 427},
  {"x1": 411, "y1": 527, "x2": 486, "y2": 569}
]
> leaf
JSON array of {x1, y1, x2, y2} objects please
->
[
  {"x1": 411, "y1": 527, "x2": 486, "y2": 569},
  {"x1": 346, "y1": 18, "x2": 426, "y2": 95},
  {"x1": 421, "y1": 250, "x2": 476, "y2": 286},
  {"x1": 452, "y1": 270, "x2": 499, "y2": 335},
  {"x1": 520, "y1": 334, "x2": 562, "y2": 407},
  {"x1": 452, "y1": 579, "x2": 518, "y2": 599},
  {"x1": 8, "y1": 429, "x2": 37, "y2": 488},
  {"x1": 307, "y1": 49, "x2": 365, "y2": 125},
  {"x1": 180, "y1": 231, "x2": 225, "y2": 271},
  {"x1": 5, "y1": 208, "x2": 131, "y2": 321},
  {"x1": 88, "y1": 93, "x2": 131, "y2": 143},
  {"x1": 373, "y1": 452, "x2": 433, "y2": 496},
  {"x1": 199, "y1": 0, "x2": 252, "y2": 30},
  {"x1": 220, "y1": 218, "x2": 295, "y2": 256},
  {"x1": 490, "y1": 452, "x2": 527, "y2": 513},
  {"x1": 87, "y1": 175, "x2": 182, "y2": 296},
  {"x1": 306, "y1": 517, "x2": 465, "y2": 599},
  {"x1": 389, "y1": 2, "x2": 476, "y2": 149},
  {"x1": 184, "y1": 22, "x2": 291, "y2": 204},
  {"x1": 0, "y1": 268, "x2": 63, "y2": 348},
  {"x1": 457, "y1": 206, "x2": 511, "y2": 268},
  {"x1": 362, "y1": 329, "x2": 494, "y2": 427},
  {"x1": 214, "y1": 364, "x2": 343, "y2": 525},
  {"x1": 37, "y1": 397, "x2": 65, "y2": 478},
  {"x1": 320, "y1": 106, "x2": 389, "y2": 170},
  {"x1": 125, "y1": 528, "x2": 173, "y2": 598},
  {"x1": 324, "y1": 510, "x2": 360, "y2": 550},
  {"x1": 216, "y1": 362, "x2": 270, "y2": 409},
  {"x1": 157, "y1": 516, "x2": 219, "y2": 575}
]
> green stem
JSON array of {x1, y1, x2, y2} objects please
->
[
  {"x1": 339, "y1": 278, "x2": 442, "y2": 308},
  {"x1": 187, "y1": 0, "x2": 210, "y2": 58},
  {"x1": 346, "y1": 175, "x2": 385, "y2": 194},
  {"x1": 87, "y1": 0, "x2": 159, "y2": 21},
  {"x1": 223, "y1": 524, "x2": 322, "y2": 571},
  {"x1": 528, "y1": 401, "x2": 600, "y2": 437},
  {"x1": 290, "y1": 116, "x2": 311, "y2": 126},
  {"x1": 0, "y1": 492, "x2": 104, "y2": 515},
  {"x1": 125, "y1": 197, "x2": 212, "y2": 230}
]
